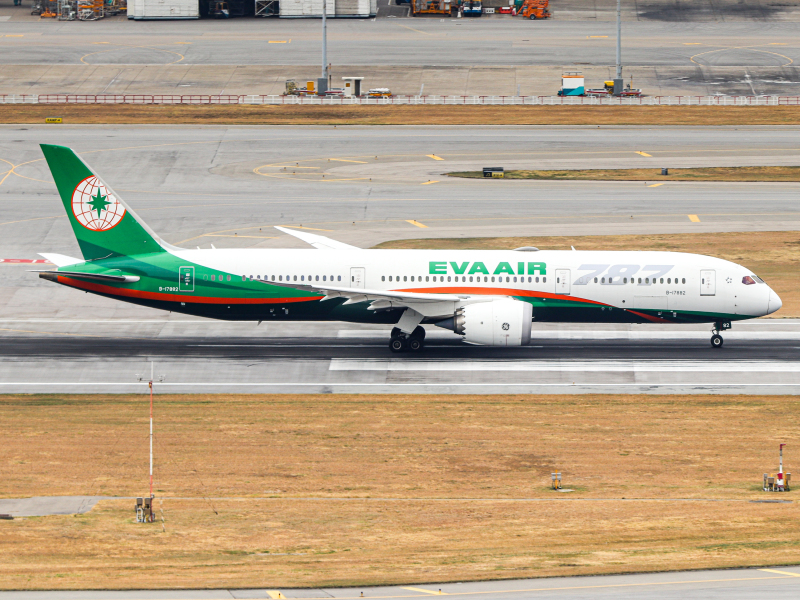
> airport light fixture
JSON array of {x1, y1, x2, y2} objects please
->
[
  {"x1": 136, "y1": 361, "x2": 165, "y2": 522},
  {"x1": 614, "y1": 0, "x2": 623, "y2": 95}
]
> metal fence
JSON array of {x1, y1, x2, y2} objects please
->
[{"x1": 2, "y1": 94, "x2": 800, "y2": 106}]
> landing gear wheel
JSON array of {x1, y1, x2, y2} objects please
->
[
  {"x1": 391, "y1": 327, "x2": 402, "y2": 339},
  {"x1": 711, "y1": 334, "x2": 723, "y2": 349},
  {"x1": 410, "y1": 326, "x2": 426, "y2": 341},
  {"x1": 408, "y1": 338, "x2": 423, "y2": 352},
  {"x1": 389, "y1": 337, "x2": 407, "y2": 353},
  {"x1": 529, "y1": 14, "x2": 537, "y2": 19}
]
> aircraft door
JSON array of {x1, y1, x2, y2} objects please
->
[
  {"x1": 178, "y1": 266, "x2": 194, "y2": 292},
  {"x1": 350, "y1": 267, "x2": 365, "y2": 289},
  {"x1": 700, "y1": 269, "x2": 716, "y2": 296},
  {"x1": 555, "y1": 269, "x2": 571, "y2": 295}
]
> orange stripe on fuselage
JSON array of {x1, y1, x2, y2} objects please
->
[{"x1": 57, "y1": 276, "x2": 323, "y2": 305}]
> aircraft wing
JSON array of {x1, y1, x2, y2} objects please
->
[
  {"x1": 263, "y1": 279, "x2": 470, "y2": 316},
  {"x1": 274, "y1": 226, "x2": 360, "y2": 251}
]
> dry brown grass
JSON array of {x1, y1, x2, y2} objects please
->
[
  {"x1": 2, "y1": 393, "x2": 800, "y2": 589},
  {"x1": 375, "y1": 231, "x2": 800, "y2": 318},
  {"x1": 449, "y1": 167, "x2": 800, "y2": 181},
  {"x1": 4, "y1": 104, "x2": 800, "y2": 125}
]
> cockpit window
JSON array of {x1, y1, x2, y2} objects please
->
[
  {"x1": 753, "y1": 275, "x2": 766, "y2": 284},
  {"x1": 742, "y1": 276, "x2": 756, "y2": 285}
]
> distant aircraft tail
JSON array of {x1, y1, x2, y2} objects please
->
[{"x1": 40, "y1": 144, "x2": 171, "y2": 261}]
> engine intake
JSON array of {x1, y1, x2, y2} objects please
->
[{"x1": 436, "y1": 299, "x2": 532, "y2": 346}]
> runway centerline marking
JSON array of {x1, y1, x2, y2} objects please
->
[
  {"x1": 688, "y1": 214, "x2": 701, "y2": 222},
  {"x1": 406, "y1": 220, "x2": 428, "y2": 228},
  {"x1": 427, "y1": 154, "x2": 445, "y2": 161}
]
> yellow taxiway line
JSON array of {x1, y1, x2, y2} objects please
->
[
  {"x1": 406, "y1": 220, "x2": 428, "y2": 228},
  {"x1": 636, "y1": 151, "x2": 652, "y2": 157},
  {"x1": 426, "y1": 154, "x2": 444, "y2": 161},
  {"x1": 688, "y1": 214, "x2": 701, "y2": 222}
]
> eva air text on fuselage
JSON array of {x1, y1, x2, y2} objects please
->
[{"x1": 429, "y1": 262, "x2": 547, "y2": 276}]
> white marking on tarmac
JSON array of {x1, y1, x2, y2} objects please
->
[{"x1": 329, "y1": 360, "x2": 800, "y2": 372}]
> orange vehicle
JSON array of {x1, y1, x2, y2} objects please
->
[{"x1": 520, "y1": 0, "x2": 550, "y2": 19}]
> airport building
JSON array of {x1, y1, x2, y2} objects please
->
[{"x1": 125, "y1": 0, "x2": 376, "y2": 18}]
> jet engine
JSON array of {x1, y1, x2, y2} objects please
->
[{"x1": 436, "y1": 299, "x2": 532, "y2": 346}]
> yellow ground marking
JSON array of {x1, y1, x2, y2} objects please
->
[
  {"x1": 588, "y1": 35, "x2": 608, "y2": 38},
  {"x1": 635, "y1": 151, "x2": 652, "y2": 157},
  {"x1": 769, "y1": 43, "x2": 788, "y2": 45},
  {"x1": 648, "y1": 183, "x2": 664, "y2": 187},
  {"x1": 402, "y1": 587, "x2": 444, "y2": 595},
  {"x1": 406, "y1": 220, "x2": 428, "y2": 228},
  {"x1": 80, "y1": 43, "x2": 185, "y2": 65},
  {"x1": 280, "y1": 225, "x2": 333, "y2": 231},
  {"x1": 427, "y1": 154, "x2": 444, "y2": 161},
  {"x1": 268, "y1": 41, "x2": 289, "y2": 44},
  {"x1": 329, "y1": 158, "x2": 368, "y2": 163},
  {"x1": 397, "y1": 23, "x2": 432, "y2": 35},
  {"x1": 688, "y1": 214, "x2": 701, "y2": 222},
  {"x1": 202, "y1": 234, "x2": 279, "y2": 239},
  {"x1": 760, "y1": 568, "x2": 800, "y2": 577},
  {"x1": 266, "y1": 592, "x2": 285, "y2": 599},
  {"x1": 690, "y1": 44, "x2": 793, "y2": 67},
  {"x1": 93, "y1": 42, "x2": 110, "y2": 44},
  {"x1": 421, "y1": 180, "x2": 440, "y2": 185},
  {"x1": 684, "y1": 43, "x2": 702, "y2": 45},
  {"x1": 5, "y1": 34, "x2": 24, "y2": 37},
  {"x1": 174, "y1": 42, "x2": 192, "y2": 45}
]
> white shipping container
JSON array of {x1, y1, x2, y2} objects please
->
[
  {"x1": 280, "y1": 0, "x2": 336, "y2": 16},
  {"x1": 335, "y1": 0, "x2": 371, "y2": 15},
  {"x1": 128, "y1": 0, "x2": 198, "y2": 19}
]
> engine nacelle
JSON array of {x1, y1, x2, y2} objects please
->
[{"x1": 437, "y1": 299, "x2": 532, "y2": 346}]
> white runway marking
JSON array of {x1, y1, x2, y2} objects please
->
[{"x1": 329, "y1": 360, "x2": 800, "y2": 373}]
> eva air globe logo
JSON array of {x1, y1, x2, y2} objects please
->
[{"x1": 71, "y1": 176, "x2": 126, "y2": 231}]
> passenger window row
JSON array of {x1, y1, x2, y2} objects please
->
[
  {"x1": 380, "y1": 275, "x2": 547, "y2": 284},
  {"x1": 203, "y1": 274, "x2": 232, "y2": 282},
  {"x1": 591, "y1": 277, "x2": 686, "y2": 284},
  {"x1": 244, "y1": 275, "x2": 343, "y2": 282}
]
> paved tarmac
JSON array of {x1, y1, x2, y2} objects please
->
[
  {"x1": 2, "y1": 2, "x2": 800, "y2": 95},
  {"x1": 3, "y1": 566, "x2": 800, "y2": 599},
  {"x1": 1, "y1": 125, "x2": 799, "y2": 393},
  {"x1": 0, "y1": 495, "x2": 102, "y2": 517}
]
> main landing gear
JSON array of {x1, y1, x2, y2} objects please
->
[
  {"x1": 710, "y1": 320, "x2": 731, "y2": 349},
  {"x1": 389, "y1": 326, "x2": 426, "y2": 353}
]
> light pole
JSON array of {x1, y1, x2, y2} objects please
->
[
  {"x1": 318, "y1": 0, "x2": 329, "y2": 95},
  {"x1": 614, "y1": 0, "x2": 623, "y2": 95}
]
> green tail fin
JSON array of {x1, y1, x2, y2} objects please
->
[{"x1": 40, "y1": 144, "x2": 169, "y2": 261}]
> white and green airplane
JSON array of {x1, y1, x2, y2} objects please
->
[{"x1": 36, "y1": 144, "x2": 782, "y2": 352}]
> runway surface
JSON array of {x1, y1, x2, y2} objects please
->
[
  {"x1": 2, "y1": 125, "x2": 799, "y2": 394},
  {"x1": 0, "y1": 319, "x2": 797, "y2": 393},
  {"x1": 4, "y1": 566, "x2": 800, "y2": 599}
]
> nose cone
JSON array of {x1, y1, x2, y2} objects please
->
[{"x1": 768, "y1": 289, "x2": 783, "y2": 315}]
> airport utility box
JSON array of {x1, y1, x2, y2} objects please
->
[{"x1": 128, "y1": 0, "x2": 199, "y2": 19}]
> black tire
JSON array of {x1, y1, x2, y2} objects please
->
[
  {"x1": 410, "y1": 326, "x2": 426, "y2": 340},
  {"x1": 530, "y1": 14, "x2": 536, "y2": 19},
  {"x1": 711, "y1": 334, "x2": 723, "y2": 348},
  {"x1": 390, "y1": 337, "x2": 407, "y2": 353},
  {"x1": 391, "y1": 327, "x2": 402, "y2": 338},
  {"x1": 408, "y1": 338, "x2": 423, "y2": 352}
]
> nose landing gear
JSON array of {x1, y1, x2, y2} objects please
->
[
  {"x1": 389, "y1": 326, "x2": 426, "y2": 353},
  {"x1": 710, "y1": 320, "x2": 731, "y2": 349}
]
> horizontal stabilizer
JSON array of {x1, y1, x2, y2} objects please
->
[
  {"x1": 34, "y1": 270, "x2": 140, "y2": 283},
  {"x1": 38, "y1": 253, "x2": 83, "y2": 267}
]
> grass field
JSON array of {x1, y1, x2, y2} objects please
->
[
  {"x1": 376, "y1": 231, "x2": 800, "y2": 318},
  {"x1": 5, "y1": 105, "x2": 800, "y2": 125},
  {"x1": 2, "y1": 393, "x2": 799, "y2": 590},
  {"x1": 448, "y1": 167, "x2": 800, "y2": 182}
]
